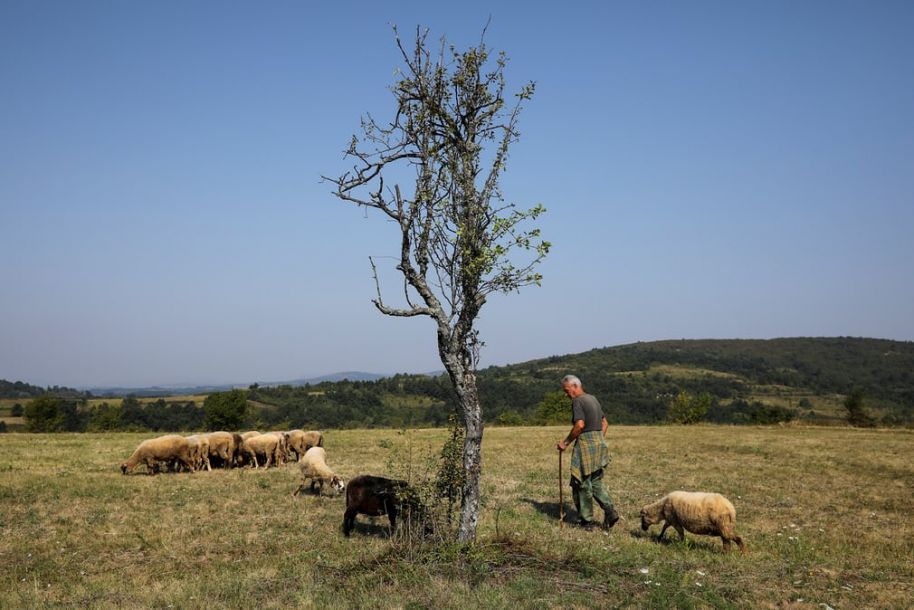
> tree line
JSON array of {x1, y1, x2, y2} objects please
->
[
  {"x1": 13, "y1": 379, "x2": 898, "y2": 434},
  {"x1": 6, "y1": 337, "x2": 913, "y2": 433}
]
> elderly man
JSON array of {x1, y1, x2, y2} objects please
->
[{"x1": 557, "y1": 374, "x2": 620, "y2": 530}]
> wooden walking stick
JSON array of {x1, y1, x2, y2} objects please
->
[{"x1": 558, "y1": 448, "x2": 565, "y2": 529}]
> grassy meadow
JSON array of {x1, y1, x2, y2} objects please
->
[{"x1": 1, "y1": 425, "x2": 912, "y2": 609}]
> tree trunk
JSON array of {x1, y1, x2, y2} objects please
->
[
  {"x1": 438, "y1": 329, "x2": 484, "y2": 543},
  {"x1": 456, "y1": 369, "x2": 483, "y2": 542}
]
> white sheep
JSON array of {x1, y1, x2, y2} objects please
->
[
  {"x1": 121, "y1": 435, "x2": 194, "y2": 475},
  {"x1": 286, "y1": 429, "x2": 323, "y2": 461},
  {"x1": 292, "y1": 446, "x2": 345, "y2": 496},
  {"x1": 262, "y1": 431, "x2": 291, "y2": 464},
  {"x1": 640, "y1": 491, "x2": 746, "y2": 552},
  {"x1": 185, "y1": 434, "x2": 212, "y2": 472},
  {"x1": 243, "y1": 433, "x2": 281, "y2": 468},
  {"x1": 204, "y1": 431, "x2": 241, "y2": 468}
]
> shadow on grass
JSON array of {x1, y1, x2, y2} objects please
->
[
  {"x1": 341, "y1": 519, "x2": 395, "y2": 538},
  {"x1": 520, "y1": 497, "x2": 579, "y2": 524},
  {"x1": 633, "y1": 528, "x2": 726, "y2": 552}
]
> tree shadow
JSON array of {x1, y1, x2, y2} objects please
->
[{"x1": 521, "y1": 497, "x2": 578, "y2": 524}]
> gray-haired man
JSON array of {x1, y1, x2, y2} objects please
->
[{"x1": 557, "y1": 375, "x2": 620, "y2": 530}]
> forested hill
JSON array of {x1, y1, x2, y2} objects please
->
[
  {"x1": 0, "y1": 379, "x2": 88, "y2": 400},
  {"x1": 470, "y1": 337, "x2": 914, "y2": 425},
  {"x1": 5, "y1": 337, "x2": 913, "y2": 431},
  {"x1": 242, "y1": 337, "x2": 913, "y2": 429},
  {"x1": 487, "y1": 337, "x2": 914, "y2": 401}
]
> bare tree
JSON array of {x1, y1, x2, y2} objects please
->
[{"x1": 326, "y1": 26, "x2": 549, "y2": 542}]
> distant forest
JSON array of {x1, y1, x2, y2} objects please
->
[
  {"x1": 3, "y1": 337, "x2": 913, "y2": 432},
  {"x1": 0, "y1": 380, "x2": 89, "y2": 400}
]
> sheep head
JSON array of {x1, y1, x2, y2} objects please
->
[{"x1": 640, "y1": 502, "x2": 662, "y2": 531}]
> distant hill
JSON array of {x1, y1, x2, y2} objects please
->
[
  {"x1": 0, "y1": 379, "x2": 89, "y2": 400},
  {"x1": 83, "y1": 372, "x2": 388, "y2": 397},
  {"x1": 242, "y1": 337, "x2": 913, "y2": 429},
  {"x1": 286, "y1": 371, "x2": 387, "y2": 384},
  {"x1": 471, "y1": 336, "x2": 914, "y2": 425},
  {"x1": 5, "y1": 337, "x2": 913, "y2": 430}
]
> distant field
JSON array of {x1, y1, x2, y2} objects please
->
[
  {"x1": 1, "y1": 425, "x2": 912, "y2": 608},
  {"x1": 0, "y1": 395, "x2": 208, "y2": 411}
]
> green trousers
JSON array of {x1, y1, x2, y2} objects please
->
[{"x1": 571, "y1": 468, "x2": 614, "y2": 523}]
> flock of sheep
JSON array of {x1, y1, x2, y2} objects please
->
[
  {"x1": 119, "y1": 429, "x2": 344, "y2": 499},
  {"x1": 118, "y1": 430, "x2": 409, "y2": 536},
  {"x1": 119, "y1": 429, "x2": 327, "y2": 474},
  {"x1": 120, "y1": 431, "x2": 746, "y2": 550}
]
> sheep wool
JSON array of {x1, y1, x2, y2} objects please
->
[
  {"x1": 293, "y1": 447, "x2": 344, "y2": 496},
  {"x1": 121, "y1": 435, "x2": 193, "y2": 475},
  {"x1": 640, "y1": 491, "x2": 746, "y2": 552},
  {"x1": 243, "y1": 434, "x2": 282, "y2": 468}
]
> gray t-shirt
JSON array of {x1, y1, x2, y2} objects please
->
[{"x1": 572, "y1": 393, "x2": 605, "y2": 432}]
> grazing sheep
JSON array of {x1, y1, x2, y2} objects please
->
[
  {"x1": 342, "y1": 475, "x2": 426, "y2": 537},
  {"x1": 236, "y1": 431, "x2": 261, "y2": 467},
  {"x1": 286, "y1": 430, "x2": 323, "y2": 461},
  {"x1": 231, "y1": 432, "x2": 245, "y2": 465},
  {"x1": 185, "y1": 434, "x2": 212, "y2": 472},
  {"x1": 640, "y1": 491, "x2": 746, "y2": 552},
  {"x1": 121, "y1": 435, "x2": 194, "y2": 475},
  {"x1": 243, "y1": 433, "x2": 281, "y2": 468},
  {"x1": 293, "y1": 447, "x2": 345, "y2": 496},
  {"x1": 204, "y1": 431, "x2": 239, "y2": 468},
  {"x1": 262, "y1": 431, "x2": 291, "y2": 464}
]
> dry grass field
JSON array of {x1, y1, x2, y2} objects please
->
[{"x1": 1, "y1": 425, "x2": 912, "y2": 609}]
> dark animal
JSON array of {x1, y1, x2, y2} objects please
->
[{"x1": 342, "y1": 475, "x2": 425, "y2": 537}]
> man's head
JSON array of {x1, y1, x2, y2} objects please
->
[{"x1": 561, "y1": 375, "x2": 584, "y2": 399}]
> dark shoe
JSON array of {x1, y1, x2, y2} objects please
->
[
  {"x1": 578, "y1": 520, "x2": 599, "y2": 531},
  {"x1": 603, "y1": 508, "x2": 620, "y2": 530}
]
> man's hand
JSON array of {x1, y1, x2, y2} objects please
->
[{"x1": 557, "y1": 439, "x2": 567, "y2": 452}]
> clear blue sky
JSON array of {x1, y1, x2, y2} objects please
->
[{"x1": 2, "y1": 1, "x2": 912, "y2": 388}]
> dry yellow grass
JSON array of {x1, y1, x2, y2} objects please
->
[{"x1": 1, "y1": 425, "x2": 912, "y2": 608}]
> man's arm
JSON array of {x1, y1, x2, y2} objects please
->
[
  {"x1": 557, "y1": 420, "x2": 585, "y2": 451},
  {"x1": 602, "y1": 416, "x2": 608, "y2": 436}
]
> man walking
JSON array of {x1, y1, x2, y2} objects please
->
[{"x1": 557, "y1": 374, "x2": 620, "y2": 530}]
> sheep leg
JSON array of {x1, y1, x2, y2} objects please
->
[
  {"x1": 658, "y1": 522, "x2": 670, "y2": 540},
  {"x1": 343, "y1": 508, "x2": 357, "y2": 537},
  {"x1": 674, "y1": 523, "x2": 686, "y2": 541},
  {"x1": 722, "y1": 527, "x2": 746, "y2": 553},
  {"x1": 385, "y1": 497, "x2": 398, "y2": 534},
  {"x1": 292, "y1": 482, "x2": 306, "y2": 497}
]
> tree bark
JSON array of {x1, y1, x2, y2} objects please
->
[
  {"x1": 438, "y1": 328, "x2": 484, "y2": 542},
  {"x1": 456, "y1": 370, "x2": 483, "y2": 542}
]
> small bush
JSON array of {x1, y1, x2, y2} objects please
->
[{"x1": 665, "y1": 390, "x2": 710, "y2": 424}]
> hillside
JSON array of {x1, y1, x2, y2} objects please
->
[
  {"x1": 246, "y1": 337, "x2": 913, "y2": 428},
  {"x1": 0, "y1": 380, "x2": 88, "y2": 400},
  {"x1": 4, "y1": 337, "x2": 913, "y2": 430},
  {"x1": 473, "y1": 337, "x2": 914, "y2": 425}
]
